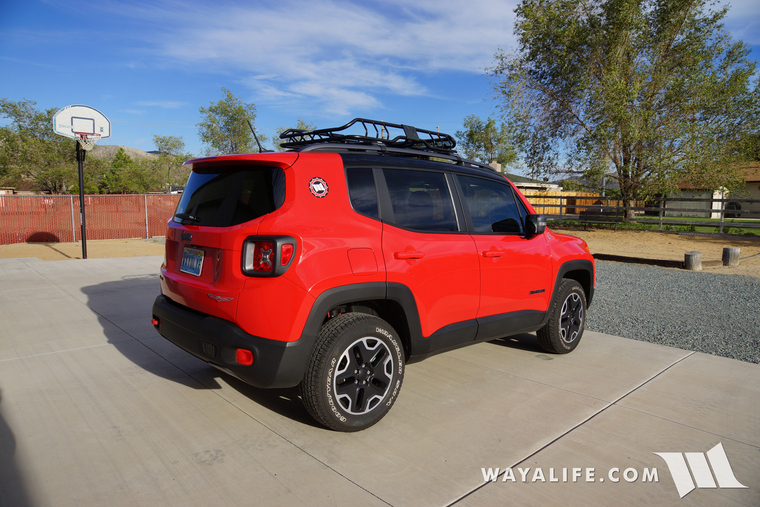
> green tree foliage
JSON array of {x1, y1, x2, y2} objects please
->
[
  {"x1": 153, "y1": 135, "x2": 191, "y2": 189},
  {"x1": 491, "y1": 0, "x2": 760, "y2": 217},
  {"x1": 197, "y1": 88, "x2": 267, "y2": 155},
  {"x1": 111, "y1": 147, "x2": 134, "y2": 168},
  {"x1": 273, "y1": 118, "x2": 317, "y2": 152},
  {"x1": 0, "y1": 98, "x2": 76, "y2": 193},
  {"x1": 97, "y1": 148, "x2": 163, "y2": 194},
  {"x1": 455, "y1": 115, "x2": 518, "y2": 168}
]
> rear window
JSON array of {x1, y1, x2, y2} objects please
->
[{"x1": 174, "y1": 167, "x2": 285, "y2": 227}]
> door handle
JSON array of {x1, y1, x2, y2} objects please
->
[
  {"x1": 394, "y1": 250, "x2": 425, "y2": 260},
  {"x1": 482, "y1": 250, "x2": 504, "y2": 258}
]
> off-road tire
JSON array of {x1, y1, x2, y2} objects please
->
[
  {"x1": 300, "y1": 313, "x2": 404, "y2": 431},
  {"x1": 537, "y1": 279, "x2": 587, "y2": 354}
]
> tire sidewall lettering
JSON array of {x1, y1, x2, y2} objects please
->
[{"x1": 326, "y1": 357, "x2": 347, "y2": 422}]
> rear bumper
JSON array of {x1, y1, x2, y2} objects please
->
[{"x1": 152, "y1": 295, "x2": 313, "y2": 388}]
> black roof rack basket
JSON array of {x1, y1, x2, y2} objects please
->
[{"x1": 279, "y1": 118, "x2": 458, "y2": 155}]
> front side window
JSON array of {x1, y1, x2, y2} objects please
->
[
  {"x1": 382, "y1": 168, "x2": 458, "y2": 232},
  {"x1": 457, "y1": 175, "x2": 524, "y2": 234},
  {"x1": 175, "y1": 166, "x2": 285, "y2": 227}
]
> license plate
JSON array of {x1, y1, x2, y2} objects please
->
[{"x1": 180, "y1": 247, "x2": 205, "y2": 277}]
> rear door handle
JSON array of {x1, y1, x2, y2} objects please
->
[
  {"x1": 482, "y1": 251, "x2": 504, "y2": 258},
  {"x1": 394, "y1": 251, "x2": 425, "y2": 260}
]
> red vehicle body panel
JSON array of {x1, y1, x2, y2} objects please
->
[{"x1": 382, "y1": 225, "x2": 480, "y2": 338}]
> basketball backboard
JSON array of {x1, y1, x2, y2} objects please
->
[{"x1": 52, "y1": 105, "x2": 111, "y2": 140}]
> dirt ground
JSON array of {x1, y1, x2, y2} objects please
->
[
  {"x1": 0, "y1": 229, "x2": 758, "y2": 279},
  {"x1": 0, "y1": 238, "x2": 166, "y2": 261},
  {"x1": 552, "y1": 227, "x2": 760, "y2": 279}
]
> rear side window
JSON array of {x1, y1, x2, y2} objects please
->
[
  {"x1": 346, "y1": 167, "x2": 379, "y2": 219},
  {"x1": 174, "y1": 167, "x2": 285, "y2": 227},
  {"x1": 382, "y1": 168, "x2": 458, "y2": 232},
  {"x1": 457, "y1": 175, "x2": 524, "y2": 234}
]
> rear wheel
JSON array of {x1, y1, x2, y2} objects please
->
[
  {"x1": 537, "y1": 279, "x2": 586, "y2": 354},
  {"x1": 300, "y1": 313, "x2": 404, "y2": 431}
]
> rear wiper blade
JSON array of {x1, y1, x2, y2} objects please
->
[{"x1": 175, "y1": 212, "x2": 200, "y2": 222}]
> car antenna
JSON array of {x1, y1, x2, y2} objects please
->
[{"x1": 248, "y1": 120, "x2": 273, "y2": 153}]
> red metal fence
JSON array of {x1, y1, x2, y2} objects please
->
[{"x1": 0, "y1": 195, "x2": 181, "y2": 245}]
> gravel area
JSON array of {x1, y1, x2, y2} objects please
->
[{"x1": 586, "y1": 260, "x2": 760, "y2": 364}]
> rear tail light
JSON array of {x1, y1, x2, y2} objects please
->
[
  {"x1": 242, "y1": 236, "x2": 296, "y2": 276},
  {"x1": 251, "y1": 241, "x2": 275, "y2": 273}
]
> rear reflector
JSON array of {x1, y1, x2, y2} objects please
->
[
  {"x1": 236, "y1": 349, "x2": 254, "y2": 365},
  {"x1": 151, "y1": 317, "x2": 159, "y2": 326}
]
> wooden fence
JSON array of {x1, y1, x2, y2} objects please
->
[{"x1": 520, "y1": 192, "x2": 760, "y2": 233}]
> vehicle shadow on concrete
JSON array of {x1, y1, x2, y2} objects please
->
[
  {"x1": 81, "y1": 275, "x2": 317, "y2": 428},
  {"x1": 490, "y1": 332, "x2": 545, "y2": 353},
  {"x1": 0, "y1": 390, "x2": 33, "y2": 507}
]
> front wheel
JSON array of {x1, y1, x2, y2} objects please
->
[
  {"x1": 537, "y1": 279, "x2": 587, "y2": 354},
  {"x1": 300, "y1": 313, "x2": 405, "y2": 431}
]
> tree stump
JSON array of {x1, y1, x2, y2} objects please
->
[
  {"x1": 684, "y1": 251, "x2": 702, "y2": 271},
  {"x1": 722, "y1": 247, "x2": 740, "y2": 267}
]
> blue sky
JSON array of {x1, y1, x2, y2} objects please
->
[{"x1": 2, "y1": 0, "x2": 759, "y2": 171}]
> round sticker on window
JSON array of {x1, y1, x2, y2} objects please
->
[{"x1": 309, "y1": 177, "x2": 329, "y2": 198}]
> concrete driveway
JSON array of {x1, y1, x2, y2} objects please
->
[{"x1": 0, "y1": 256, "x2": 757, "y2": 507}]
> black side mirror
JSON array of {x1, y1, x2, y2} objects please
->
[{"x1": 525, "y1": 214, "x2": 546, "y2": 236}]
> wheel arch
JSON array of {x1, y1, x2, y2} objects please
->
[
  {"x1": 302, "y1": 282, "x2": 423, "y2": 362},
  {"x1": 554, "y1": 259, "x2": 594, "y2": 308}
]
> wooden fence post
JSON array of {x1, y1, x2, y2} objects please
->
[
  {"x1": 722, "y1": 247, "x2": 740, "y2": 267},
  {"x1": 684, "y1": 251, "x2": 702, "y2": 271},
  {"x1": 658, "y1": 198, "x2": 664, "y2": 231}
]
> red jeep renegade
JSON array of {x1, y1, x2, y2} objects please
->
[{"x1": 152, "y1": 119, "x2": 595, "y2": 431}]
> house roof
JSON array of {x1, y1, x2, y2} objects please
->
[
  {"x1": 505, "y1": 172, "x2": 546, "y2": 184},
  {"x1": 738, "y1": 162, "x2": 760, "y2": 182}
]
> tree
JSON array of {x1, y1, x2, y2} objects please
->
[
  {"x1": 273, "y1": 118, "x2": 317, "y2": 152},
  {"x1": 0, "y1": 98, "x2": 76, "y2": 193},
  {"x1": 153, "y1": 135, "x2": 191, "y2": 190},
  {"x1": 455, "y1": 115, "x2": 518, "y2": 168},
  {"x1": 153, "y1": 135, "x2": 185, "y2": 157},
  {"x1": 197, "y1": 88, "x2": 267, "y2": 155},
  {"x1": 491, "y1": 0, "x2": 759, "y2": 218},
  {"x1": 111, "y1": 147, "x2": 134, "y2": 169}
]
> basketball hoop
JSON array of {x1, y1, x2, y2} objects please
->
[
  {"x1": 51, "y1": 104, "x2": 111, "y2": 260},
  {"x1": 75, "y1": 132, "x2": 102, "y2": 151}
]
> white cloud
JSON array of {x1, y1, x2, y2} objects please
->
[
  {"x1": 720, "y1": 0, "x2": 760, "y2": 45},
  {"x1": 103, "y1": 0, "x2": 519, "y2": 116}
]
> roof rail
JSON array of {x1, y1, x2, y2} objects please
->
[{"x1": 279, "y1": 118, "x2": 458, "y2": 155}]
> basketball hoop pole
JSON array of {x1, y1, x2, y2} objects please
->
[{"x1": 76, "y1": 140, "x2": 88, "y2": 259}]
